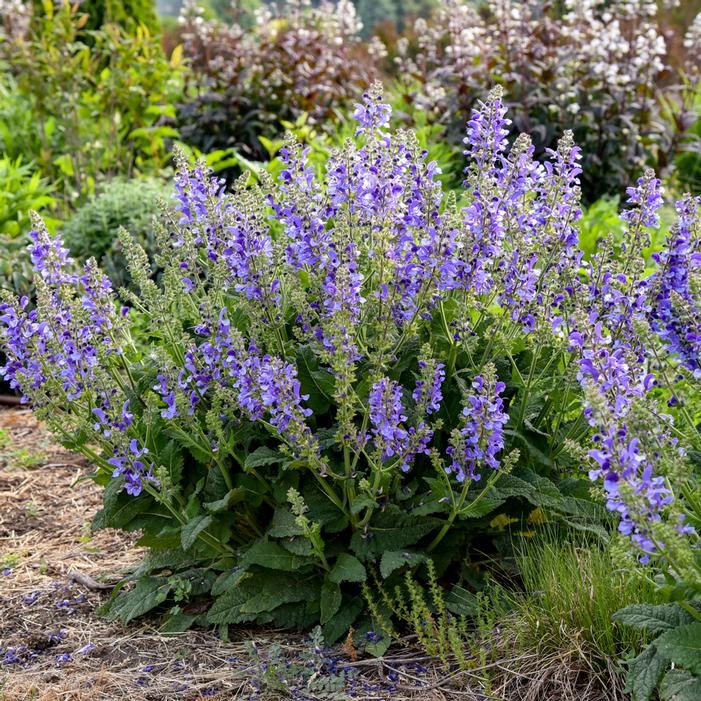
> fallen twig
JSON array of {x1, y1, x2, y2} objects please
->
[{"x1": 68, "y1": 569, "x2": 116, "y2": 591}]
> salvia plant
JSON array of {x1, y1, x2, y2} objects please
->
[{"x1": 1, "y1": 87, "x2": 699, "y2": 664}]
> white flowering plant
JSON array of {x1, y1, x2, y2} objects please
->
[{"x1": 396, "y1": 0, "x2": 701, "y2": 202}]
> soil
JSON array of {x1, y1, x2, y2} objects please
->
[{"x1": 0, "y1": 408, "x2": 628, "y2": 701}]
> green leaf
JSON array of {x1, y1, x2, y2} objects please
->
[
  {"x1": 445, "y1": 585, "x2": 478, "y2": 616},
  {"x1": 281, "y1": 538, "x2": 314, "y2": 556},
  {"x1": 322, "y1": 597, "x2": 364, "y2": 644},
  {"x1": 320, "y1": 579, "x2": 342, "y2": 625},
  {"x1": 655, "y1": 623, "x2": 701, "y2": 674},
  {"x1": 379, "y1": 551, "x2": 426, "y2": 579},
  {"x1": 136, "y1": 525, "x2": 181, "y2": 550},
  {"x1": 239, "y1": 576, "x2": 317, "y2": 615},
  {"x1": 166, "y1": 425, "x2": 211, "y2": 464},
  {"x1": 559, "y1": 495, "x2": 609, "y2": 521},
  {"x1": 329, "y1": 554, "x2": 367, "y2": 584},
  {"x1": 211, "y1": 568, "x2": 246, "y2": 597},
  {"x1": 614, "y1": 604, "x2": 695, "y2": 635},
  {"x1": 354, "y1": 619, "x2": 391, "y2": 657},
  {"x1": 53, "y1": 153, "x2": 74, "y2": 177},
  {"x1": 304, "y1": 484, "x2": 347, "y2": 532},
  {"x1": 365, "y1": 634, "x2": 391, "y2": 657},
  {"x1": 160, "y1": 611, "x2": 199, "y2": 634},
  {"x1": 181, "y1": 514, "x2": 213, "y2": 551},
  {"x1": 93, "y1": 477, "x2": 153, "y2": 530},
  {"x1": 268, "y1": 508, "x2": 305, "y2": 538},
  {"x1": 103, "y1": 577, "x2": 171, "y2": 624},
  {"x1": 244, "y1": 446, "x2": 284, "y2": 470},
  {"x1": 268, "y1": 600, "x2": 320, "y2": 630},
  {"x1": 207, "y1": 582, "x2": 255, "y2": 625},
  {"x1": 494, "y1": 469, "x2": 562, "y2": 509},
  {"x1": 204, "y1": 488, "x2": 247, "y2": 513},
  {"x1": 296, "y1": 346, "x2": 334, "y2": 413},
  {"x1": 207, "y1": 571, "x2": 318, "y2": 624},
  {"x1": 158, "y1": 440, "x2": 184, "y2": 485},
  {"x1": 625, "y1": 644, "x2": 668, "y2": 701},
  {"x1": 135, "y1": 548, "x2": 198, "y2": 577},
  {"x1": 350, "y1": 508, "x2": 441, "y2": 560},
  {"x1": 241, "y1": 540, "x2": 313, "y2": 572},
  {"x1": 350, "y1": 494, "x2": 376, "y2": 515},
  {"x1": 660, "y1": 669, "x2": 701, "y2": 701},
  {"x1": 561, "y1": 517, "x2": 611, "y2": 541},
  {"x1": 458, "y1": 494, "x2": 505, "y2": 519}
]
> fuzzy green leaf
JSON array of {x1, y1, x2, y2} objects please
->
[
  {"x1": 329, "y1": 554, "x2": 367, "y2": 584},
  {"x1": 350, "y1": 494, "x2": 376, "y2": 515},
  {"x1": 103, "y1": 577, "x2": 171, "y2": 624},
  {"x1": 241, "y1": 540, "x2": 313, "y2": 572},
  {"x1": 268, "y1": 600, "x2": 320, "y2": 630},
  {"x1": 494, "y1": 469, "x2": 562, "y2": 509},
  {"x1": 625, "y1": 644, "x2": 668, "y2": 701},
  {"x1": 458, "y1": 494, "x2": 505, "y2": 519},
  {"x1": 239, "y1": 576, "x2": 317, "y2": 615},
  {"x1": 207, "y1": 583, "x2": 256, "y2": 625},
  {"x1": 159, "y1": 439, "x2": 184, "y2": 485},
  {"x1": 160, "y1": 611, "x2": 199, "y2": 634},
  {"x1": 211, "y1": 568, "x2": 247, "y2": 597},
  {"x1": 320, "y1": 580, "x2": 342, "y2": 625},
  {"x1": 655, "y1": 623, "x2": 701, "y2": 674},
  {"x1": 350, "y1": 509, "x2": 440, "y2": 560},
  {"x1": 244, "y1": 446, "x2": 284, "y2": 470},
  {"x1": 613, "y1": 604, "x2": 695, "y2": 635},
  {"x1": 445, "y1": 585, "x2": 478, "y2": 616},
  {"x1": 165, "y1": 426, "x2": 211, "y2": 464},
  {"x1": 181, "y1": 514, "x2": 213, "y2": 551},
  {"x1": 204, "y1": 488, "x2": 247, "y2": 513},
  {"x1": 296, "y1": 346, "x2": 334, "y2": 413},
  {"x1": 660, "y1": 669, "x2": 701, "y2": 701},
  {"x1": 379, "y1": 551, "x2": 426, "y2": 578},
  {"x1": 93, "y1": 477, "x2": 154, "y2": 530},
  {"x1": 280, "y1": 538, "x2": 314, "y2": 556},
  {"x1": 322, "y1": 597, "x2": 364, "y2": 644},
  {"x1": 268, "y1": 508, "x2": 305, "y2": 537}
]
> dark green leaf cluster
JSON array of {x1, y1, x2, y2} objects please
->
[{"x1": 614, "y1": 603, "x2": 701, "y2": 701}]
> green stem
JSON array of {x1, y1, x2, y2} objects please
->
[{"x1": 427, "y1": 475, "x2": 498, "y2": 553}]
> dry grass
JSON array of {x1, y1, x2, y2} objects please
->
[{"x1": 0, "y1": 407, "x2": 630, "y2": 701}]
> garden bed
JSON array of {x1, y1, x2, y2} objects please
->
[{"x1": 0, "y1": 407, "x2": 626, "y2": 701}]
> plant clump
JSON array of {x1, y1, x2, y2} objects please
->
[{"x1": 0, "y1": 87, "x2": 698, "y2": 662}]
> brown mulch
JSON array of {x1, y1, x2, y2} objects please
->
[{"x1": 0, "y1": 408, "x2": 628, "y2": 701}]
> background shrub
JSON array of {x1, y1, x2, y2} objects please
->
[
  {"x1": 0, "y1": 154, "x2": 58, "y2": 299},
  {"x1": 2, "y1": 1, "x2": 183, "y2": 206},
  {"x1": 177, "y1": 0, "x2": 378, "y2": 164},
  {"x1": 29, "y1": 0, "x2": 160, "y2": 35},
  {"x1": 62, "y1": 178, "x2": 166, "y2": 290},
  {"x1": 0, "y1": 155, "x2": 56, "y2": 237},
  {"x1": 395, "y1": 0, "x2": 700, "y2": 202}
]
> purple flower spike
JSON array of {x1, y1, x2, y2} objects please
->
[{"x1": 447, "y1": 374, "x2": 509, "y2": 482}]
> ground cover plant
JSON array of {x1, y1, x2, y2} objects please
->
[{"x1": 1, "y1": 87, "x2": 699, "y2": 691}]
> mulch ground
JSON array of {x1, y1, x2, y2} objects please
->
[{"x1": 0, "y1": 407, "x2": 628, "y2": 701}]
